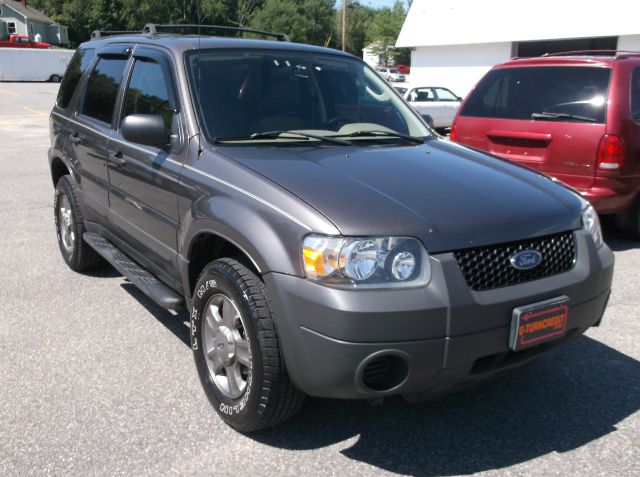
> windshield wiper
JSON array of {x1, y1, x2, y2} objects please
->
[
  {"x1": 214, "y1": 130, "x2": 350, "y2": 145},
  {"x1": 531, "y1": 112, "x2": 597, "y2": 123},
  {"x1": 331, "y1": 130, "x2": 425, "y2": 144}
]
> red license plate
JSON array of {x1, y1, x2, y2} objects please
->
[{"x1": 509, "y1": 297, "x2": 569, "y2": 351}]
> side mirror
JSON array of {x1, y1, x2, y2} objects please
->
[
  {"x1": 457, "y1": 96, "x2": 463, "y2": 102},
  {"x1": 121, "y1": 114, "x2": 169, "y2": 148}
]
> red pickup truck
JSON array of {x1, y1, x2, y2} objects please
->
[{"x1": 0, "y1": 34, "x2": 50, "y2": 49}]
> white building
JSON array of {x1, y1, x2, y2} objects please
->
[{"x1": 396, "y1": 0, "x2": 640, "y2": 97}]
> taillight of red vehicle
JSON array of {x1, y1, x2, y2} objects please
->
[
  {"x1": 596, "y1": 134, "x2": 624, "y2": 172},
  {"x1": 449, "y1": 124, "x2": 458, "y2": 142}
]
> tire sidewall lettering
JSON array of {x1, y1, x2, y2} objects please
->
[{"x1": 192, "y1": 268, "x2": 255, "y2": 419}]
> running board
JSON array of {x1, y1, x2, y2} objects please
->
[{"x1": 83, "y1": 232, "x2": 184, "y2": 310}]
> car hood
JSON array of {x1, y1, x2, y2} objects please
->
[{"x1": 215, "y1": 139, "x2": 582, "y2": 253}]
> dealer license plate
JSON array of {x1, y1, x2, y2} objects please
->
[{"x1": 509, "y1": 296, "x2": 569, "y2": 351}]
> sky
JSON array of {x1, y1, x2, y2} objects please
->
[{"x1": 358, "y1": 0, "x2": 409, "y2": 9}]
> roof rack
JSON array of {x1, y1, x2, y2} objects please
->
[
  {"x1": 541, "y1": 50, "x2": 640, "y2": 57},
  {"x1": 91, "y1": 30, "x2": 140, "y2": 40},
  {"x1": 141, "y1": 23, "x2": 290, "y2": 42}
]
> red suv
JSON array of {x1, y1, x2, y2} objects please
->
[{"x1": 451, "y1": 51, "x2": 640, "y2": 237}]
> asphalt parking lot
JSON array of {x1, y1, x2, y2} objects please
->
[{"x1": 0, "y1": 82, "x2": 639, "y2": 477}]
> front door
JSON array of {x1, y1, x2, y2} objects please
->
[{"x1": 106, "y1": 47, "x2": 184, "y2": 286}]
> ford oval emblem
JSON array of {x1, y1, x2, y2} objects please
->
[{"x1": 510, "y1": 250, "x2": 543, "y2": 270}]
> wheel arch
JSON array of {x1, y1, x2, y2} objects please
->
[
  {"x1": 50, "y1": 156, "x2": 70, "y2": 186},
  {"x1": 185, "y1": 230, "x2": 263, "y2": 297}
]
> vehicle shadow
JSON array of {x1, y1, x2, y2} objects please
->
[
  {"x1": 602, "y1": 217, "x2": 638, "y2": 252},
  {"x1": 120, "y1": 282, "x2": 191, "y2": 347},
  {"x1": 252, "y1": 336, "x2": 640, "y2": 476}
]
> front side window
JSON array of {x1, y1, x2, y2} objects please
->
[
  {"x1": 122, "y1": 57, "x2": 176, "y2": 132},
  {"x1": 186, "y1": 49, "x2": 429, "y2": 143},
  {"x1": 57, "y1": 48, "x2": 95, "y2": 108},
  {"x1": 409, "y1": 88, "x2": 435, "y2": 102},
  {"x1": 461, "y1": 66, "x2": 611, "y2": 123},
  {"x1": 434, "y1": 88, "x2": 459, "y2": 101},
  {"x1": 631, "y1": 67, "x2": 640, "y2": 122},
  {"x1": 82, "y1": 56, "x2": 128, "y2": 124}
]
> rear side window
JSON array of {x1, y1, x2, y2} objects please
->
[
  {"x1": 461, "y1": 66, "x2": 612, "y2": 123},
  {"x1": 56, "y1": 48, "x2": 95, "y2": 108},
  {"x1": 122, "y1": 58, "x2": 176, "y2": 131},
  {"x1": 82, "y1": 57, "x2": 128, "y2": 124},
  {"x1": 632, "y1": 67, "x2": 640, "y2": 122}
]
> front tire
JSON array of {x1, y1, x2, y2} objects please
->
[
  {"x1": 191, "y1": 258, "x2": 304, "y2": 432},
  {"x1": 54, "y1": 175, "x2": 102, "y2": 272}
]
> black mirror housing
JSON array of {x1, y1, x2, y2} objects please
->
[{"x1": 121, "y1": 114, "x2": 169, "y2": 148}]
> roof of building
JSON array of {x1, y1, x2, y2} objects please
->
[
  {"x1": 1, "y1": 0, "x2": 58, "y2": 25},
  {"x1": 396, "y1": 0, "x2": 640, "y2": 48}
]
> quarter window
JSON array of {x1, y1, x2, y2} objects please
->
[
  {"x1": 631, "y1": 67, "x2": 640, "y2": 122},
  {"x1": 56, "y1": 48, "x2": 95, "y2": 108},
  {"x1": 122, "y1": 58, "x2": 176, "y2": 132},
  {"x1": 82, "y1": 56, "x2": 128, "y2": 124}
]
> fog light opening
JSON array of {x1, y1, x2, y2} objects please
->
[{"x1": 358, "y1": 352, "x2": 410, "y2": 392}]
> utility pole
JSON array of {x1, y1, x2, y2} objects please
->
[{"x1": 341, "y1": 0, "x2": 347, "y2": 51}]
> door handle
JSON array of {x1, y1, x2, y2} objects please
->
[
  {"x1": 107, "y1": 151, "x2": 126, "y2": 168},
  {"x1": 68, "y1": 133, "x2": 81, "y2": 144}
]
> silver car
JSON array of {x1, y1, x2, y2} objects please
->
[{"x1": 377, "y1": 67, "x2": 406, "y2": 82}]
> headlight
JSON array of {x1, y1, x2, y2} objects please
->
[
  {"x1": 581, "y1": 203, "x2": 603, "y2": 248},
  {"x1": 302, "y1": 235, "x2": 430, "y2": 288}
]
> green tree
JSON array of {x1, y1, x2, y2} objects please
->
[
  {"x1": 248, "y1": 0, "x2": 335, "y2": 46},
  {"x1": 365, "y1": 0, "x2": 409, "y2": 65}
]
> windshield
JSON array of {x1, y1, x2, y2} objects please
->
[
  {"x1": 461, "y1": 66, "x2": 611, "y2": 123},
  {"x1": 185, "y1": 49, "x2": 430, "y2": 143}
]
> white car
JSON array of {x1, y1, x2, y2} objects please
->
[
  {"x1": 403, "y1": 86, "x2": 462, "y2": 130},
  {"x1": 376, "y1": 67, "x2": 406, "y2": 82}
]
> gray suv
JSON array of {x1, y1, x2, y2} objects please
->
[{"x1": 49, "y1": 24, "x2": 614, "y2": 432}]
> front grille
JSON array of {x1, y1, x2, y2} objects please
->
[{"x1": 453, "y1": 231, "x2": 576, "y2": 291}]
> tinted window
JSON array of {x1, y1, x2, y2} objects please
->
[
  {"x1": 186, "y1": 50, "x2": 428, "y2": 141},
  {"x1": 122, "y1": 58, "x2": 176, "y2": 131},
  {"x1": 461, "y1": 66, "x2": 611, "y2": 123},
  {"x1": 57, "y1": 48, "x2": 95, "y2": 108},
  {"x1": 632, "y1": 67, "x2": 640, "y2": 121},
  {"x1": 82, "y1": 57, "x2": 128, "y2": 124}
]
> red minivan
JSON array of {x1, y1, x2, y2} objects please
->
[{"x1": 451, "y1": 51, "x2": 640, "y2": 237}]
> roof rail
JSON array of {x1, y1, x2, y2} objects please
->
[
  {"x1": 541, "y1": 50, "x2": 640, "y2": 57},
  {"x1": 142, "y1": 23, "x2": 290, "y2": 42},
  {"x1": 91, "y1": 30, "x2": 140, "y2": 40}
]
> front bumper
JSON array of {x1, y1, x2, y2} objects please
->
[{"x1": 264, "y1": 230, "x2": 614, "y2": 399}]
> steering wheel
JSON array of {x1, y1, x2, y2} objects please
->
[{"x1": 323, "y1": 115, "x2": 358, "y2": 131}]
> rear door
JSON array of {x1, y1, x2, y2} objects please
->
[
  {"x1": 70, "y1": 47, "x2": 130, "y2": 224},
  {"x1": 454, "y1": 65, "x2": 611, "y2": 189},
  {"x1": 106, "y1": 46, "x2": 184, "y2": 285}
]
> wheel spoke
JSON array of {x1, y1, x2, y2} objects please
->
[
  {"x1": 221, "y1": 298, "x2": 238, "y2": 328},
  {"x1": 235, "y1": 340, "x2": 251, "y2": 368},
  {"x1": 225, "y1": 365, "x2": 243, "y2": 396},
  {"x1": 204, "y1": 303, "x2": 222, "y2": 333},
  {"x1": 210, "y1": 354, "x2": 224, "y2": 374}
]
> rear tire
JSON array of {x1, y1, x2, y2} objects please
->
[
  {"x1": 615, "y1": 195, "x2": 640, "y2": 240},
  {"x1": 191, "y1": 258, "x2": 304, "y2": 432},
  {"x1": 49, "y1": 74, "x2": 62, "y2": 83},
  {"x1": 54, "y1": 175, "x2": 103, "y2": 272}
]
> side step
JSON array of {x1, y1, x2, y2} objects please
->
[{"x1": 84, "y1": 232, "x2": 184, "y2": 310}]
